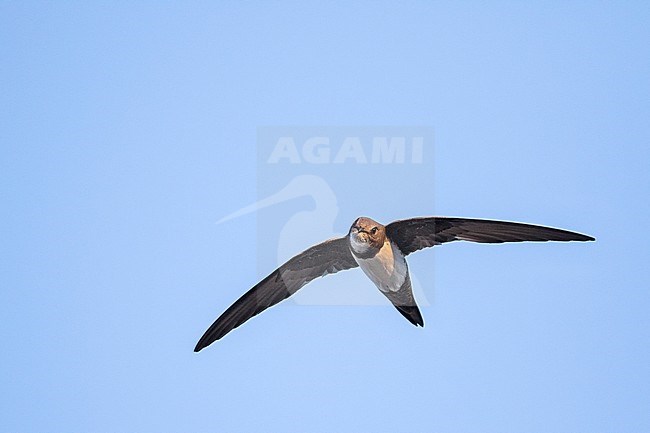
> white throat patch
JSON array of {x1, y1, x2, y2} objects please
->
[{"x1": 350, "y1": 234, "x2": 371, "y2": 255}]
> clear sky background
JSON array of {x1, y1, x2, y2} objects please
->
[{"x1": 2, "y1": 2, "x2": 649, "y2": 432}]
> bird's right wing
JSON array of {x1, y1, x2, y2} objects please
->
[
  {"x1": 386, "y1": 217, "x2": 595, "y2": 256},
  {"x1": 195, "y1": 237, "x2": 358, "y2": 351}
]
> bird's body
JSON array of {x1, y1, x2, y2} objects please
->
[
  {"x1": 348, "y1": 217, "x2": 423, "y2": 326},
  {"x1": 353, "y1": 238, "x2": 408, "y2": 294},
  {"x1": 194, "y1": 216, "x2": 594, "y2": 351}
]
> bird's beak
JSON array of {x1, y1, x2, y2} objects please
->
[{"x1": 351, "y1": 228, "x2": 369, "y2": 242}]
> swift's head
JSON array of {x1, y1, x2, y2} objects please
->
[{"x1": 349, "y1": 217, "x2": 386, "y2": 254}]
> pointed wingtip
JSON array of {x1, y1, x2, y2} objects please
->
[
  {"x1": 573, "y1": 232, "x2": 595, "y2": 242},
  {"x1": 194, "y1": 340, "x2": 205, "y2": 352},
  {"x1": 194, "y1": 334, "x2": 215, "y2": 352},
  {"x1": 195, "y1": 333, "x2": 219, "y2": 352}
]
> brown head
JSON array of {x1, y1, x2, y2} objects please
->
[{"x1": 348, "y1": 217, "x2": 386, "y2": 257}]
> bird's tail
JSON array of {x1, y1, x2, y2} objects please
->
[
  {"x1": 384, "y1": 273, "x2": 424, "y2": 327},
  {"x1": 394, "y1": 304, "x2": 424, "y2": 327}
]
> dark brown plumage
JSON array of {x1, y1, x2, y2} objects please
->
[{"x1": 195, "y1": 216, "x2": 593, "y2": 351}]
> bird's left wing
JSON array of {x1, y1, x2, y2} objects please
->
[
  {"x1": 386, "y1": 217, "x2": 594, "y2": 256},
  {"x1": 195, "y1": 237, "x2": 358, "y2": 351}
]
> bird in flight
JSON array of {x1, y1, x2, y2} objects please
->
[{"x1": 195, "y1": 216, "x2": 594, "y2": 351}]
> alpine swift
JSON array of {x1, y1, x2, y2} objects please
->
[{"x1": 195, "y1": 216, "x2": 594, "y2": 351}]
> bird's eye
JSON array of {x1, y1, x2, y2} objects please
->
[{"x1": 371, "y1": 227, "x2": 378, "y2": 234}]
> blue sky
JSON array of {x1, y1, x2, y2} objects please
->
[{"x1": 2, "y1": 2, "x2": 649, "y2": 432}]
